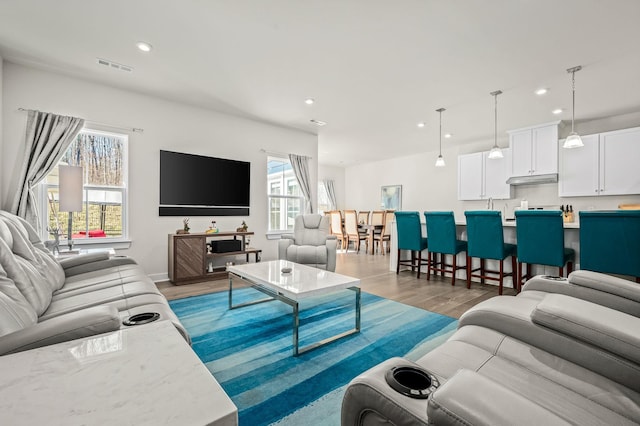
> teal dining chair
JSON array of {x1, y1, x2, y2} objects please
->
[
  {"x1": 424, "y1": 211, "x2": 467, "y2": 285},
  {"x1": 579, "y1": 210, "x2": 640, "y2": 283},
  {"x1": 515, "y1": 210, "x2": 575, "y2": 290},
  {"x1": 394, "y1": 211, "x2": 429, "y2": 278},
  {"x1": 464, "y1": 211, "x2": 517, "y2": 295}
]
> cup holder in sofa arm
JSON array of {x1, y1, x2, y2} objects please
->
[
  {"x1": 123, "y1": 312, "x2": 160, "y2": 326},
  {"x1": 385, "y1": 365, "x2": 439, "y2": 399}
]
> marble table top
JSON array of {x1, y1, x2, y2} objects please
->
[{"x1": 0, "y1": 320, "x2": 237, "y2": 425}]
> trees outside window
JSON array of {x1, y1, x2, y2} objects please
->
[{"x1": 40, "y1": 129, "x2": 128, "y2": 243}]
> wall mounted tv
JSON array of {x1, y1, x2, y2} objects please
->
[{"x1": 159, "y1": 150, "x2": 250, "y2": 216}]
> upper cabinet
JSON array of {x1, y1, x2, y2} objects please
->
[
  {"x1": 458, "y1": 149, "x2": 512, "y2": 200},
  {"x1": 508, "y1": 121, "x2": 560, "y2": 177},
  {"x1": 559, "y1": 126, "x2": 640, "y2": 197}
]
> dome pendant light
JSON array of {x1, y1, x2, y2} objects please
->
[
  {"x1": 435, "y1": 108, "x2": 446, "y2": 167},
  {"x1": 563, "y1": 65, "x2": 584, "y2": 149},
  {"x1": 488, "y1": 90, "x2": 504, "y2": 159}
]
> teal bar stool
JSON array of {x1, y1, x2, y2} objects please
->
[
  {"x1": 424, "y1": 211, "x2": 467, "y2": 285},
  {"x1": 515, "y1": 210, "x2": 575, "y2": 290},
  {"x1": 579, "y1": 210, "x2": 640, "y2": 283},
  {"x1": 465, "y1": 211, "x2": 517, "y2": 295},
  {"x1": 394, "y1": 211, "x2": 429, "y2": 278}
]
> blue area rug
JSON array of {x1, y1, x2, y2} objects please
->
[{"x1": 169, "y1": 288, "x2": 457, "y2": 426}]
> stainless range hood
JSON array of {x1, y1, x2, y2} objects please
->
[{"x1": 506, "y1": 173, "x2": 558, "y2": 186}]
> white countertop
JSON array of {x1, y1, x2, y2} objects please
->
[{"x1": 0, "y1": 321, "x2": 237, "y2": 426}]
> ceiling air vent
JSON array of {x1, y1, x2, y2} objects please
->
[
  {"x1": 310, "y1": 119, "x2": 327, "y2": 126},
  {"x1": 96, "y1": 58, "x2": 133, "y2": 73}
]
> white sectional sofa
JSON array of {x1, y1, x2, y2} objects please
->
[
  {"x1": 342, "y1": 271, "x2": 640, "y2": 425},
  {"x1": 0, "y1": 210, "x2": 188, "y2": 355}
]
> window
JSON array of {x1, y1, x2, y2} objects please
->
[
  {"x1": 40, "y1": 129, "x2": 128, "y2": 244},
  {"x1": 317, "y1": 181, "x2": 331, "y2": 215},
  {"x1": 267, "y1": 156, "x2": 303, "y2": 232}
]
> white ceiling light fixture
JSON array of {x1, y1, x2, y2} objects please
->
[
  {"x1": 304, "y1": 98, "x2": 315, "y2": 105},
  {"x1": 563, "y1": 65, "x2": 584, "y2": 149},
  {"x1": 417, "y1": 122, "x2": 425, "y2": 128},
  {"x1": 552, "y1": 108, "x2": 563, "y2": 115},
  {"x1": 135, "y1": 41, "x2": 153, "y2": 52},
  {"x1": 435, "y1": 108, "x2": 446, "y2": 167},
  {"x1": 488, "y1": 90, "x2": 504, "y2": 159},
  {"x1": 444, "y1": 133, "x2": 452, "y2": 138},
  {"x1": 535, "y1": 88, "x2": 548, "y2": 95}
]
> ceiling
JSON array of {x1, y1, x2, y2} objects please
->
[{"x1": 1, "y1": 1, "x2": 639, "y2": 166}]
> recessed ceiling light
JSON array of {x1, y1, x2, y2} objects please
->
[
  {"x1": 552, "y1": 108, "x2": 563, "y2": 115},
  {"x1": 417, "y1": 122, "x2": 425, "y2": 128},
  {"x1": 444, "y1": 133, "x2": 452, "y2": 138},
  {"x1": 304, "y1": 98, "x2": 315, "y2": 105},
  {"x1": 310, "y1": 119, "x2": 327, "y2": 126},
  {"x1": 136, "y1": 41, "x2": 153, "y2": 52},
  {"x1": 535, "y1": 88, "x2": 548, "y2": 95}
]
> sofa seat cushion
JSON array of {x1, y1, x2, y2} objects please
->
[
  {"x1": 417, "y1": 325, "x2": 640, "y2": 425},
  {"x1": 41, "y1": 288, "x2": 167, "y2": 321},
  {"x1": 285, "y1": 245, "x2": 328, "y2": 269},
  {"x1": 53, "y1": 264, "x2": 153, "y2": 297}
]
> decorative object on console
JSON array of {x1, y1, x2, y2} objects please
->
[
  {"x1": 176, "y1": 217, "x2": 190, "y2": 234},
  {"x1": 563, "y1": 65, "x2": 584, "y2": 149},
  {"x1": 487, "y1": 90, "x2": 504, "y2": 159},
  {"x1": 59, "y1": 165, "x2": 83, "y2": 252},
  {"x1": 435, "y1": 107, "x2": 446, "y2": 167},
  {"x1": 236, "y1": 220, "x2": 248, "y2": 232},
  {"x1": 206, "y1": 220, "x2": 219, "y2": 234}
]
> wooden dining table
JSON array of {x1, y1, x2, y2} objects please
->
[{"x1": 358, "y1": 224, "x2": 384, "y2": 254}]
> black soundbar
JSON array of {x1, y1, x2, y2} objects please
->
[{"x1": 159, "y1": 206, "x2": 249, "y2": 216}]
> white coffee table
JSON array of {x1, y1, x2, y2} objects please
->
[{"x1": 227, "y1": 260, "x2": 361, "y2": 356}]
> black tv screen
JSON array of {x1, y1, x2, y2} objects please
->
[{"x1": 159, "y1": 150, "x2": 250, "y2": 216}]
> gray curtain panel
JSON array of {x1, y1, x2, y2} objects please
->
[
  {"x1": 11, "y1": 110, "x2": 85, "y2": 231},
  {"x1": 324, "y1": 179, "x2": 337, "y2": 210},
  {"x1": 288, "y1": 153, "x2": 313, "y2": 213}
]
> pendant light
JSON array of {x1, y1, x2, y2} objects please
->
[
  {"x1": 487, "y1": 90, "x2": 503, "y2": 159},
  {"x1": 435, "y1": 108, "x2": 446, "y2": 167},
  {"x1": 563, "y1": 65, "x2": 584, "y2": 149}
]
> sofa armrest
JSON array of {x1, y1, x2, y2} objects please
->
[
  {"x1": 326, "y1": 237, "x2": 337, "y2": 272},
  {"x1": 58, "y1": 252, "x2": 110, "y2": 269},
  {"x1": 0, "y1": 305, "x2": 121, "y2": 355},
  {"x1": 522, "y1": 271, "x2": 640, "y2": 317},
  {"x1": 427, "y1": 370, "x2": 571, "y2": 426},
  {"x1": 278, "y1": 239, "x2": 294, "y2": 260},
  {"x1": 531, "y1": 293, "x2": 640, "y2": 365},
  {"x1": 61, "y1": 255, "x2": 138, "y2": 277}
]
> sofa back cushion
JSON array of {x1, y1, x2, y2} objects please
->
[
  {"x1": 0, "y1": 212, "x2": 65, "y2": 315},
  {"x1": 0, "y1": 261, "x2": 37, "y2": 336}
]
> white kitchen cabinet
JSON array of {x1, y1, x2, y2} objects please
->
[
  {"x1": 508, "y1": 121, "x2": 560, "y2": 177},
  {"x1": 458, "y1": 149, "x2": 512, "y2": 200},
  {"x1": 559, "y1": 126, "x2": 640, "y2": 196}
]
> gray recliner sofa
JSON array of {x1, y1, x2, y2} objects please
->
[
  {"x1": 342, "y1": 270, "x2": 640, "y2": 425},
  {"x1": 278, "y1": 214, "x2": 338, "y2": 271},
  {"x1": 0, "y1": 210, "x2": 189, "y2": 355}
]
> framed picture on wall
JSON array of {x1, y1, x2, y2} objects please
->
[{"x1": 381, "y1": 185, "x2": 402, "y2": 210}]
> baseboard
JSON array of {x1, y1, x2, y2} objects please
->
[{"x1": 149, "y1": 272, "x2": 169, "y2": 283}]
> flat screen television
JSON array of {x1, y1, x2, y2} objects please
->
[{"x1": 159, "y1": 150, "x2": 250, "y2": 216}]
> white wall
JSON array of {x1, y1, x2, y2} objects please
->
[
  {"x1": 318, "y1": 164, "x2": 345, "y2": 209},
  {"x1": 346, "y1": 114, "x2": 640, "y2": 220},
  {"x1": 1, "y1": 62, "x2": 317, "y2": 279}
]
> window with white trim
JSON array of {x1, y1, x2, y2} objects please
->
[
  {"x1": 317, "y1": 181, "x2": 331, "y2": 215},
  {"x1": 267, "y1": 156, "x2": 303, "y2": 232},
  {"x1": 39, "y1": 129, "x2": 128, "y2": 244}
]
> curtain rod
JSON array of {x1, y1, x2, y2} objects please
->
[
  {"x1": 260, "y1": 148, "x2": 312, "y2": 159},
  {"x1": 17, "y1": 108, "x2": 144, "y2": 133}
]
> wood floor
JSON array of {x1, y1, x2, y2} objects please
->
[{"x1": 156, "y1": 251, "x2": 517, "y2": 319}]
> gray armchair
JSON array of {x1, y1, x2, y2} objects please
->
[{"x1": 278, "y1": 214, "x2": 337, "y2": 271}]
